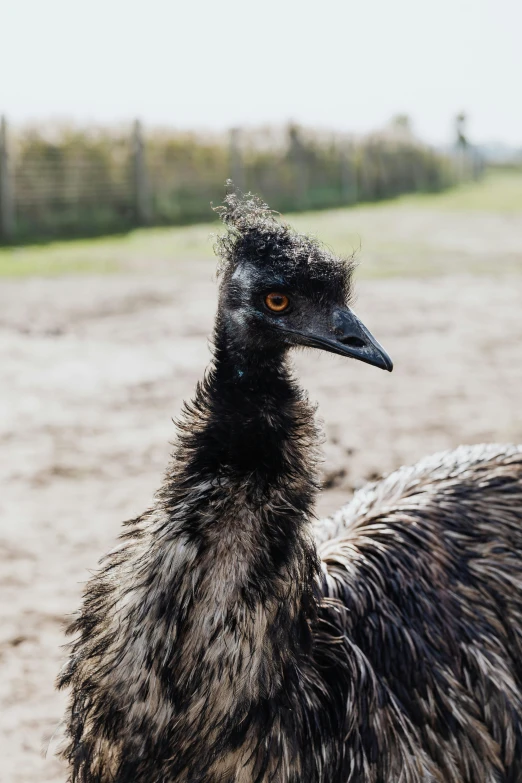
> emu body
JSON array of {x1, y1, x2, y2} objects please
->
[{"x1": 58, "y1": 195, "x2": 522, "y2": 782}]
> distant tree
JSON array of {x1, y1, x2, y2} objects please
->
[
  {"x1": 391, "y1": 114, "x2": 413, "y2": 133},
  {"x1": 455, "y1": 112, "x2": 468, "y2": 149},
  {"x1": 387, "y1": 114, "x2": 415, "y2": 144}
]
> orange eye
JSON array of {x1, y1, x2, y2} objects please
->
[{"x1": 265, "y1": 292, "x2": 289, "y2": 312}]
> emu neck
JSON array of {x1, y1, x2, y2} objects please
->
[
  {"x1": 160, "y1": 323, "x2": 320, "y2": 648},
  {"x1": 197, "y1": 329, "x2": 311, "y2": 487}
]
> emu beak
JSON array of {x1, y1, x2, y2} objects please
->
[{"x1": 299, "y1": 307, "x2": 393, "y2": 372}]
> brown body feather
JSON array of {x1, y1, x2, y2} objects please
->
[
  {"x1": 318, "y1": 443, "x2": 522, "y2": 782},
  {"x1": 57, "y1": 193, "x2": 522, "y2": 782}
]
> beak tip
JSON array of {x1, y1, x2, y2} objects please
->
[{"x1": 374, "y1": 348, "x2": 393, "y2": 373}]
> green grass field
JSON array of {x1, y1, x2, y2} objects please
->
[{"x1": 1, "y1": 170, "x2": 521, "y2": 279}]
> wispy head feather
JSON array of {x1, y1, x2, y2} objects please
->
[{"x1": 214, "y1": 187, "x2": 356, "y2": 302}]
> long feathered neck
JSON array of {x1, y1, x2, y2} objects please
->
[
  {"x1": 162, "y1": 317, "x2": 320, "y2": 546},
  {"x1": 156, "y1": 316, "x2": 321, "y2": 622}
]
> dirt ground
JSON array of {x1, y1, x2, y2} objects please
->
[{"x1": 1, "y1": 255, "x2": 522, "y2": 780}]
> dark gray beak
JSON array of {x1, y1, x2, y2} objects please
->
[{"x1": 294, "y1": 307, "x2": 393, "y2": 372}]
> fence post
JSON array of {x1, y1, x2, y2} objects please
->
[
  {"x1": 132, "y1": 120, "x2": 151, "y2": 225},
  {"x1": 228, "y1": 127, "x2": 245, "y2": 192},
  {"x1": 0, "y1": 116, "x2": 15, "y2": 241},
  {"x1": 340, "y1": 143, "x2": 358, "y2": 204},
  {"x1": 288, "y1": 124, "x2": 308, "y2": 209}
]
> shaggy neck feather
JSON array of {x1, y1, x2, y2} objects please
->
[
  {"x1": 158, "y1": 318, "x2": 320, "y2": 637},
  {"x1": 165, "y1": 320, "x2": 319, "y2": 517}
]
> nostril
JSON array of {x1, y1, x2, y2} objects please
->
[{"x1": 339, "y1": 335, "x2": 366, "y2": 349}]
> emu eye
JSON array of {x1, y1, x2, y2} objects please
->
[{"x1": 265, "y1": 292, "x2": 289, "y2": 313}]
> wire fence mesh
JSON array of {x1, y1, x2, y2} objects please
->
[{"x1": 0, "y1": 119, "x2": 480, "y2": 243}]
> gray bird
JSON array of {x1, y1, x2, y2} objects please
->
[{"x1": 58, "y1": 192, "x2": 522, "y2": 783}]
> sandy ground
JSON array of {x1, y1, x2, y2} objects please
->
[{"x1": 1, "y1": 261, "x2": 522, "y2": 781}]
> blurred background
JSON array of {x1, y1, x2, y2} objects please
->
[{"x1": 1, "y1": 0, "x2": 521, "y2": 780}]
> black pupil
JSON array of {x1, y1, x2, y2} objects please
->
[{"x1": 271, "y1": 295, "x2": 285, "y2": 307}]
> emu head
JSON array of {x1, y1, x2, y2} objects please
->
[{"x1": 214, "y1": 191, "x2": 392, "y2": 372}]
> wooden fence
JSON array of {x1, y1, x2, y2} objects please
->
[{"x1": 0, "y1": 118, "x2": 474, "y2": 243}]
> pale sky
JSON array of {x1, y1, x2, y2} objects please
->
[{"x1": 2, "y1": 0, "x2": 521, "y2": 145}]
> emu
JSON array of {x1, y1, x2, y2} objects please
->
[{"x1": 58, "y1": 192, "x2": 522, "y2": 783}]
